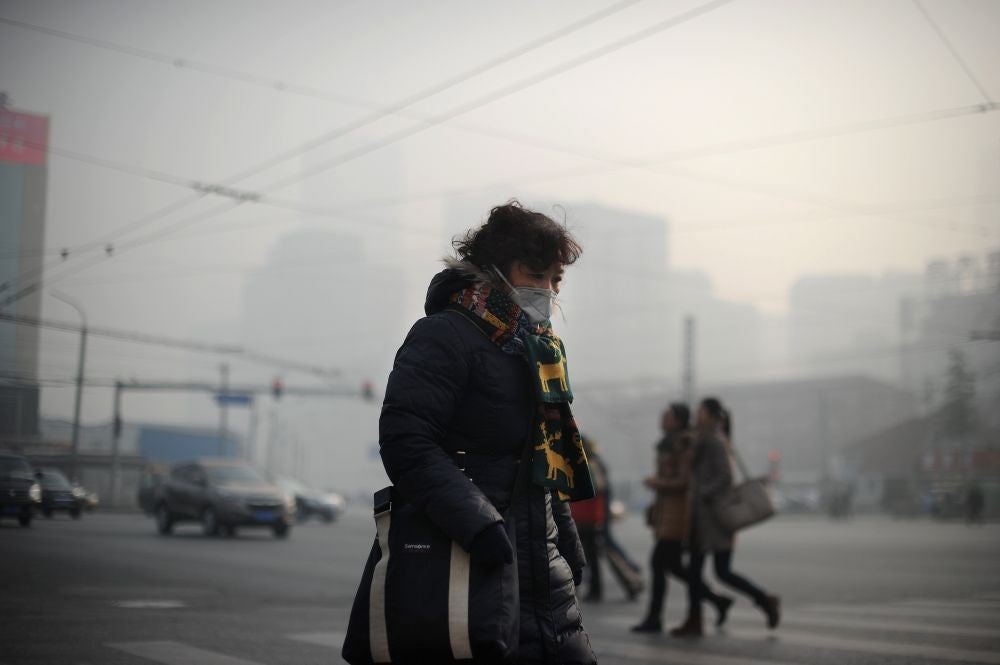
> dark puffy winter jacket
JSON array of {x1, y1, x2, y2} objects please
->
[{"x1": 379, "y1": 268, "x2": 596, "y2": 665}]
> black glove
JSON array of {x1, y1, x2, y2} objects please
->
[
  {"x1": 573, "y1": 569, "x2": 584, "y2": 586},
  {"x1": 468, "y1": 522, "x2": 514, "y2": 567}
]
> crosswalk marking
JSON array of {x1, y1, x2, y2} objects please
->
[
  {"x1": 723, "y1": 627, "x2": 1000, "y2": 664},
  {"x1": 289, "y1": 631, "x2": 802, "y2": 665},
  {"x1": 803, "y1": 603, "x2": 995, "y2": 620},
  {"x1": 898, "y1": 598, "x2": 1000, "y2": 610},
  {"x1": 741, "y1": 611, "x2": 1000, "y2": 639},
  {"x1": 595, "y1": 639, "x2": 805, "y2": 665},
  {"x1": 593, "y1": 607, "x2": 1000, "y2": 639},
  {"x1": 108, "y1": 641, "x2": 266, "y2": 665},
  {"x1": 285, "y1": 631, "x2": 345, "y2": 648}
]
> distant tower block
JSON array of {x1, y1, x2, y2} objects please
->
[{"x1": 682, "y1": 316, "x2": 695, "y2": 407}]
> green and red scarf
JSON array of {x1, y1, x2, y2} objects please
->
[{"x1": 450, "y1": 282, "x2": 596, "y2": 502}]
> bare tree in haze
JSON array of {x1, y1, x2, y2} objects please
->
[{"x1": 940, "y1": 348, "x2": 976, "y2": 440}]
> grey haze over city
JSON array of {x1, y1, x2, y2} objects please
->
[{"x1": 2, "y1": 0, "x2": 998, "y2": 497}]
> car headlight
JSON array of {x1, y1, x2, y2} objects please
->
[
  {"x1": 283, "y1": 493, "x2": 296, "y2": 510},
  {"x1": 215, "y1": 490, "x2": 239, "y2": 502},
  {"x1": 29, "y1": 482, "x2": 41, "y2": 503},
  {"x1": 72, "y1": 487, "x2": 86, "y2": 499}
]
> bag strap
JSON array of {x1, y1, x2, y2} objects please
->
[{"x1": 728, "y1": 441, "x2": 752, "y2": 483}]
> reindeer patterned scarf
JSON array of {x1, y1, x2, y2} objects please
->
[{"x1": 450, "y1": 282, "x2": 596, "y2": 502}]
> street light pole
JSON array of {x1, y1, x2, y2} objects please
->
[
  {"x1": 218, "y1": 363, "x2": 230, "y2": 457},
  {"x1": 50, "y1": 291, "x2": 87, "y2": 483}
]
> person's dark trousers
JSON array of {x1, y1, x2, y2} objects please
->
[
  {"x1": 686, "y1": 547, "x2": 708, "y2": 622},
  {"x1": 647, "y1": 540, "x2": 729, "y2": 623},
  {"x1": 577, "y1": 526, "x2": 603, "y2": 600},
  {"x1": 647, "y1": 540, "x2": 684, "y2": 621},
  {"x1": 712, "y1": 550, "x2": 768, "y2": 605}
]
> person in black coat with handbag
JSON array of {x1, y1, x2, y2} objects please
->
[{"x1": 377, "y1": 201, "x2": 598, "y2": 665}]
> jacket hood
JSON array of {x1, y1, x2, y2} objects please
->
[{"x1": 424, "y1": 257, "x2": 500, "y2": 315}]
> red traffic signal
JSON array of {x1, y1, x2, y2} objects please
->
[
  {"x1": 361, "y1": 380, "x2": 374, "y2": 401},
  {"x1": 272, "y1": 378, "x2": 284, "y2": 400}
]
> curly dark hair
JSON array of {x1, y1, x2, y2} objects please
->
[{"x1": 453, "y1": 200, "x2": 581, "y2": 273}]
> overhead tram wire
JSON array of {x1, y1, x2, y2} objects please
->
[
  {"x1": 0, "y1": 0, "x2": 645, "y2": 113},
  {"x1": 0, "y1": 0, "x2": 646, "y2": 290},
  {"x1": 1, "y1": 0, "x2": 738, "y2": 305},
  {"x1": 4, "y1": 97, "x2": 993, "y2": 300},
  {"x1": 6, "y1": 93, "x2": 996, "y2": 267},
  {"x1": 0, "y1": 311, "x2": 340, "y2": 378},
  {"x1": 4, "y1": 90, "x2": 995, "y2": 292},
  {"x1": 912, "y1": 0, "x2": 995, "y2": 104},
  {"x1": 9, "y1": 2, "x2": 994, "y2": 288}
]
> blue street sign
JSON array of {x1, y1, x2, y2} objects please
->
[{"x1": 214, "y1": 393, "x2": 253, "y2": 406}]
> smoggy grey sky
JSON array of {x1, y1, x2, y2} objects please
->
[{"x1": 2, "y1": 0, "x2": 998, "y2": 469}]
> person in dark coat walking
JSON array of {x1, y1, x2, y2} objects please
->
[
  {"x1": 378, "y1": 201, "x2": 597, "y2": 664},
  {"x1": 671, "y1": 398, "x2": 780, "y2": 637},
  {"x1": 632, "y1": 403, "x2": 731, "y2": 633}
]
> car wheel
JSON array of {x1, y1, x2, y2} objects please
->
[
  {"x1": 42, "y1": 507, "x2": 53, "y2": 518},
  {"x1": 156, "y1": 504, "x2": 174, "y2": 535},
  {"x1": 222, "y1": 524, "x2": 237, "y2": 538},
  {"x1": 201, "y1": 508, "x2": 220, "y2": 537},
  {"x1": 70, "y1": 508, "x2": 82, "y2": 520},
  {"x1": 273, "y1": 523, "x2": 290, "y2": 539},
  {"x1": 18, "y1": 512, "x2": 32, "y2": 528}
]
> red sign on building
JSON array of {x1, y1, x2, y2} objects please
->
[{"x1": 0, "y1": 108, "x2": 49, "y2": 166}]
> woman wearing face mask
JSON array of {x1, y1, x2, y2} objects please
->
[{"x1": 378, "y1": 201, "x2": 597, "y2": 664}]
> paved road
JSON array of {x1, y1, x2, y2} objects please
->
[{"x1": 2, "y1": 508, "x2": 998, "y2": 664}]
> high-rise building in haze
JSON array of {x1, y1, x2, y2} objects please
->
[{"x1": 0, "y1": 103, "x2": 49, "y2": 438}]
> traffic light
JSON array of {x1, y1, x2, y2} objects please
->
[
  {"x1": 361, "y1": 380, "x2": 374, "y2": 401},
  {"x1": 272, "y1": 378, "x2": 284, "y2": 400}
]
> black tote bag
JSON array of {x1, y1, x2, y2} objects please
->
[{"x1": 342, "y1": 455, "x2": 528, "y2": 665}]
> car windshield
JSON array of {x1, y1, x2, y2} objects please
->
[
  {"x1": 205, "y1": 465, "x2": 267, "y2": 485},
  {"x1": 40, "y1": 471, "x2": 72, "y2": 490},
  {"x1": 0, "y1": 457, "x2": 33, "y2": 477}
]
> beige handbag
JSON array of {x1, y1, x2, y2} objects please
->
[{"x1": 713, "y1": 447, "x2": 775, "y2": 532}]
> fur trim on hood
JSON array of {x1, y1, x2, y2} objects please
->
[
  {"x1": 441, "y1": 256, "x2": 500, "y2": 287},
  {"x1": 424, "y1": 257, "x2": 504, "y2": 315}
]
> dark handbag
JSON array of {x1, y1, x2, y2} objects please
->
[
  {"x1": 342, "y1": 450, "x2": 530, "y2": 665},
  {"x1": 713, "y1": 446, "x2": 775, "y2": 532}
]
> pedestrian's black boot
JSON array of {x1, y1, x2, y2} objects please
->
[
  {"x1": 669, "y1": 615, "x2": 703, "y2": 638},
  {"x1": 714, "y1": 595, "x2": 735, "y2": 627},
  {"x1": 630, "y1": 618, "x2": 662, "y2": 633},
  {"x1": 758, "y1": 594, "x2": 781, "y2": 629}
]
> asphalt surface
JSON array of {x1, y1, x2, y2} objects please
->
[{"x1": 2, "y1": 507, "x2": 999, "y2": 665}]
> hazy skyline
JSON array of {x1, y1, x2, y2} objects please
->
[{"x1": 2, "y1": 0, "x2": 998, "y2": 450}]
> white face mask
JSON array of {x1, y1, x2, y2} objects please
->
[{"x1": 493, "y1": 266, "x2": 556, "y2": 324}]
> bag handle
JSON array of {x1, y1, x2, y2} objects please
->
[{"x1": 728, "y1": 441, "x2": 753, "y2": 483}]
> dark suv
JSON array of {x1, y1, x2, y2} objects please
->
[
  {"x1": 36, "y1": 468, "x2": 83, "y2": 519},
  {"x1": 0, "y1": 454, "x2": 41, "y2": 527},
  {"x1": 153, "y1": 459, "x2": 294, "y2": 539}
]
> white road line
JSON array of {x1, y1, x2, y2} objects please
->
[
  {"x1": 593, "y1": 602, "x2": 1000, "y2": 638},
  {"x1": 898, "y1": 599, "x2": 1000, "y2": 610},
  {"x1": 595, "y1": 639, "x2": 805, "y2": 665},
  {"x1": 803, "y1": 603, "x2": 996, "y2": 620},
  {"x1": 733, "y1": 612, "x2": 1000, "y2": 640},
  {"x1": 285, "y1": 631, "x2": 345, "y2": 648},
  {"x1": 724, "y1": 628, "x2": 1000, "y2": 664},
  {"x1": 108, "y1": 641, "x2": 266, "y2": 665}
]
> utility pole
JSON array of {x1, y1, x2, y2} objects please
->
[
  {"x1": 111, "y1": 380, "x2": 123, "y2": 508},
  {"x1": 246, "y1": 399, "x2": 258, "y2": 463},
  {"x1": 51, "y1": 291, "x2": 87, "y2": 483},
  {"x1": 218, "y1": 363, "x2": 229, "y2": 457},
  {"x1": 682, "y1": 315, "x2": 695, "y2": 406}
]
